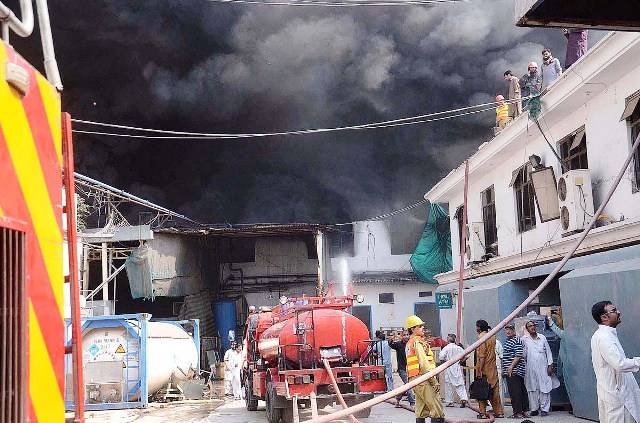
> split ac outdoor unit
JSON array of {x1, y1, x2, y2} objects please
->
[
  {"x1": 466, "y1": 222, "x2": 485, "y2": 263},
  {"x1": 557, "y1": 169, "x2": 594, "y2": 235}
]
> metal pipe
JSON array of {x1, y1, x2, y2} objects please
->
[
  {"x1": 0, "y1": 0, "x2": 34, "y2": 38},
  {"x1": 311, "y1": 131, "x2": 640, "y2": 423},
  {"x1": 457, "y1": 160, "x2": 469, "y2": 341},
  {"x1": 321, "y1": 359, "x2": 360, "y2": 423},
  {"x1": 34, "y1": 0, "x2": 62, "y2": 90},
  {"x1": 85, "y1": 261, "x2": 126, "y2": 300},
  {"x1": 61, "y1": 113, "x2": 85, "y2": 422}
]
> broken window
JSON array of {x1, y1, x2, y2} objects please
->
[
  {"x1": 558, "y1": 126, "x2": 588, "y2": 172},
  {"x1": 512, "y1": 165, "x2": 537, "y2": 232},
  {"x1": 454, "y1": 205, "x2": 466, "y2": 249},
  {"x1": 481, "y1": 186, "x2": 498, "y2": 256},
  {"x1": 622, "y1": 90, "x2": 640, "y2": 190}
]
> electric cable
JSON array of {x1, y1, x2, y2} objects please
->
[
  {"x1": 312, "y1": 130, "x2": 640, "y2": 423},
  {"x1": 70, "y1": 97, "x2": 528, "y2": 141}
]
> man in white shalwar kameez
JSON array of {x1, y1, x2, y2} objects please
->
[
  {"x1": 522, "y1": 320, "x2": 554, "y2": 416},
  {"x1": 438, "y1": 334, "x2": 468, "y2": 407},
  {"x1": 591, "y1": 301, "x2": 640, "y2": 423},
  {"x1": 223, "y1": 342, "x2": 237, "y2": 395},
  {"x1": 229, "y1": 343, "x2": 244, "y2": 400}
]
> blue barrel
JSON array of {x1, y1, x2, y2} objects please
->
[{"x1": 215, "y1": 300, "x2": 237, "y2": 352}]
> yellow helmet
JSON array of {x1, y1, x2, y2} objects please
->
[{"x1": 405, "y1": 315, "x2": 425, "y2": 330}]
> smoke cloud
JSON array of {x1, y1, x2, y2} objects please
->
[{"x1": 14, "y1": 0, "x2": 605, "y2": 224}]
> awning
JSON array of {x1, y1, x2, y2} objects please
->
[
  {"x1": 620, "y1": 91, "x2": 640, "y2": 121},
  {"x1": 570, "y1": 127, "x2": 586, "y2": 151}
]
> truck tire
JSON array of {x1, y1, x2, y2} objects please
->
[
  {"x1": 244, "y1": 378, "x2": 258, "y2": 412},
  {"x1": 266, "y1": 382, "x2": 283, "y2": 423}
]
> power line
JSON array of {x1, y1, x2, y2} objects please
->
[
  {"x1": 71, "y1": 97, "x2": 527, "y2": 141},
  {"x1": 336, "y1": 198, "x2": 429, "y2": 225}
]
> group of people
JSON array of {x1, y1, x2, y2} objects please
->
[{"x1": 390, "y1": 300, "x2": 639, "y2": 423}]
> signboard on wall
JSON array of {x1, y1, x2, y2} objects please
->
[{"x1": 435, "y1": 293, "x2": 453, "y2": 309}]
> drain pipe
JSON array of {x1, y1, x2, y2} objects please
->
[
  {"x1": 0, "y1": 0, "x2": 34, "y2": 38},
  {"x1": 311, "y1": 132, "x2": 640, "y2": 423},
  {"x1": 34, "y1": 0, "x2": 62, "y2": 90}
]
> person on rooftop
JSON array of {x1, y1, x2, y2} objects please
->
[
  {"x1": 541, "y1": 48, "x2": 563, "y2": 90},
  {"x1": 495, "y1": 95, "x2": 511, "y2": 131},
  {"x1": 520, "y1": 62, "x2": 543, "y2": 110},
  {"x1": 504, "y1": 70, "x2": 522, "y2": 119},
  {"x1": 563, "y1": 29, "x2": 588, "y2": 69}
]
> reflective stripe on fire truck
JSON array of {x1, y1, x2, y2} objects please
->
[{"x1": 0, "y1": 41, "x2": 64, "y2": 422}]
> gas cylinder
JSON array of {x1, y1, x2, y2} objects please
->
[{"x1": 257, "y1": 308, "x2": 370, "y2": 368}]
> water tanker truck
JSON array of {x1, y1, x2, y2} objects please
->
[{"x1": 242, "y1": 295, "x2": 387, "y2": 423}]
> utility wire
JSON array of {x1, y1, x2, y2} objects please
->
[
  {"x1": 71, "y1": 97, "x2": 527, "y2": 141},
  {"x1": 335, "y1": 198, "x2": 429, "y2": 226}
]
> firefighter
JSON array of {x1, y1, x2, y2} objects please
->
[{"x1": 405, "y1": 315, "x2": 445, "y2": 423}]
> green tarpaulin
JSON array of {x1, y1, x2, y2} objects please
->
[{"x1": 410, "y1": 203, "x2": 453, "y2": 283}]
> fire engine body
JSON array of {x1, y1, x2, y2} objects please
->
[{"x1": 243, "y1": 296, "x2": 386, "y2": 422}]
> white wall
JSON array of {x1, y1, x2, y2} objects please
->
[
  {"x1": 329, "y1": 221, "x2": 412, "y2": 278},
  {"x1": 351, "y1": 282, "x2": 436, "y2": 333},
  {"x1": 447, "y1": 64, "x2": 640, "y2": 267}
]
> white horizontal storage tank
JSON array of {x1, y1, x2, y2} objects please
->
[{"x1": 82, "y1": 320, "x2": 198, "y2": 399}]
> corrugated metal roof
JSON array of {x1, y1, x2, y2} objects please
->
[{"x1": 156, "y1": 223, "x2": 339, "y2": 237}]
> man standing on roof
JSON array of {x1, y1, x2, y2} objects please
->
[
  {"x1": 563, "y1": 29, "x2": 588, "y2": 69},
  {"x1": 495, "y1": 95, "x2": 511, "y2": 130},
  {"x1": 591, "y1": 301, "x2": 640, "y2": 423},
  {"x1": 504, "y1": 70, "x2": 522, "y2": 119},
  {"x1": 520, "y1": 62, "x2": 543, "y2": 110},
  {"x1": 405, "y1": 315, "x2": 445, "y2": 423},
  {"x1": 541, "y1": 48, "x2": 563, "y2": 90}
]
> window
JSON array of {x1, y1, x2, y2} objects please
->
[
  {"x1": 622, "y1": 90, "x2": 640, "y2": 190},
  {"x1": 481, "y1": 186, "x2": 498, "y2": 256},
  {"x1": 558, "y1": 127, "x2": 588, "y2": 171},
  {"x1": 418, "y1": 291, "x2": 433, "y2": 297},
  {"x1": 511, "y1": 165, "x2": 536, "y2": 232},
  {"x1": 378, "y1": 293, "x2": 394, "y2": 304}
]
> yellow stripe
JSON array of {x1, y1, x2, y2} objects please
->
[
  {"x1": 35, "y1": 73, "x2": 62, "y2": 165},
  {"x1": 407, "y1": 364, "x2": 419, "y2": 371},
  {"x1": 29, "y1": 302, "x2": 64, "y2": 422},
  {"x1": 0, "y1": 48, "x2": 64, "y2": 316},
  {"x1": 407, "y1": 356, "x2": 418, "y2": 363}
]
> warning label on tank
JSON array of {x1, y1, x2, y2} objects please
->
[{"x1": 115, "y1": 344, "x2": 126, "y2": 354}]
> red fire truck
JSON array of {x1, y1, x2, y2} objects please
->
[{"x1": 242, "y1": 295, "x2": 387, "y2": 423}]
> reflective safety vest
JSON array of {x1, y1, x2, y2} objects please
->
[{"x1": 405, "y1": 335, "x2": 436, "y2": 378}]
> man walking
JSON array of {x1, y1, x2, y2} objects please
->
[
  {"x1": 591, "y1": 301, "x2": 640, "y2": 423},
  {"x1": 405, "y1": 315, "x2": 445, "y2": 423},
  {"x1": 475, "y1": 320, "x2": 504, "y2": 418},
  {"x1": 522, "y1": 320, "x2": 554, "y2": 416},
  {"x1": 389, "y1": 330, "x2": 415, "y2": 407},
  {"x1": 375, "y1": 330, "x2": 394, "y2": 392},
  {"x1": 504, "y1": 70, "x2": 522, "y2": 118},
  {"x1": 502, "y1": 324, "x2": 529, "y2": 418},
  {"x1": 439, "y1": 334, "x2": 468, "y2": 408}
]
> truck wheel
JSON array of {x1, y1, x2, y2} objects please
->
[
  {"x1": 245, "y1": 378, "x2": 258, "y2": 412},
  {"x1": 265, "y1": 382, "x2": 282, "y2": 423},
  {"x1": 281, "y1": 401, "x2": 294, "y2": 423}
]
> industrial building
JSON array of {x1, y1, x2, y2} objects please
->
[{"x1": 425, "y1": 31, "x2": 640, "y2": 420}]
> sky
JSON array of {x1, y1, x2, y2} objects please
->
[{"x1": 14, "y1": 0, "x2": 604, "y2": 224}]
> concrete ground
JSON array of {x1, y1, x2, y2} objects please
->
[{"x1": 78, "y1": 398, "x2": 589, "y2": 423}]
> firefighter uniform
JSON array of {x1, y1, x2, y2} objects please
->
[{"x1": 406, "y1": 317, "x2": 445, "y2": 422}]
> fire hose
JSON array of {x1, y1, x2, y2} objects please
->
[
  {"x1": 310, "y1": 132, "x2": 640, "y2": 423},
  {"x1": 322, "y1": 359, "x2": 362, "y2": 423}
]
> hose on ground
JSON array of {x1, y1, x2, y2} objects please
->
[{"x1": 310, "y1": 131, "x2": 640, "y2": 423}]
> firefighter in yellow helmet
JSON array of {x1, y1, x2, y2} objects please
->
[{"x1": 405, "y1": 315, "x2": 445, "y2": 423}]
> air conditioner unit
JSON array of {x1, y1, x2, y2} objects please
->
[
  {"x1": 557, "y1": 169, "x2": 594, "y2": 235},
  {"x1": 466, "y1": 222, "x2": 485, "y2": 263}
]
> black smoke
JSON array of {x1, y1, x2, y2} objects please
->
[{"x1": 13, "y1": 0, "x2": 604, "y2": 223}]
